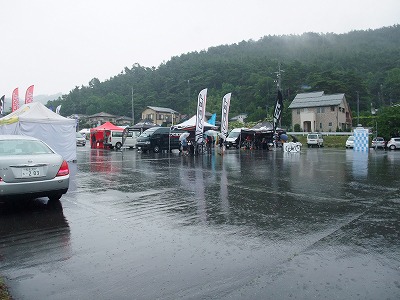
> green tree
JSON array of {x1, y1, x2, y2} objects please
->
[
  {"x1": 38, "y1": 25, "x2": 400, "y2": 125},
  {"x1": 376, "y1": 105, "x2": 400, "y2": 139},
  {"x1": 383, "y1": 68, "x2": 400, "y2": 105}
]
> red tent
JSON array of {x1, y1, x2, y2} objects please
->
[{"x1": 90, "y1": 122, "x2": 124, "y2": 149}]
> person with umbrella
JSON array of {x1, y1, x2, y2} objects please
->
[{"x1": 179, "y1": 132, "x2": 190, "y2": 156}]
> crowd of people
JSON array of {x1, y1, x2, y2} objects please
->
[{"x1": 179, "y1": 130, "x2": 291, "y2": 155}]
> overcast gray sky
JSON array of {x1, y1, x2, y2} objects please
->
[{"x1": 1, "y1": 0, "x2": 399, "y2": 98}]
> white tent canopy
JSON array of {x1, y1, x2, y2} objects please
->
[
  {"x1": 172, "y1": 115, "x2": 218, "y2": 130},
  {"x1": 0, "y1": 102, "x2": 77, "y2": 161}
]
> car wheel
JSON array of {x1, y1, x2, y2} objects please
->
[
  {"x1": 48, "y1": 194, "x2": 62, "y2": 202},
  {"x1": 115, "y1": 142, "x2": 122, "y2": 150},
  {"x1": 390, "y1": 145, "x2": 396, "y2": 150},
  {"x1": 153, "y1": 145, "x2": 160, "y2": 153}
]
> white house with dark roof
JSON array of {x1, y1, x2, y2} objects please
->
[
  {"x1": 87, "y1": 112, "x2": 118, "y2": 126},
  {"x1": 141, "y1": 106, "x2": 180, "y2": 126},
  {"x1": 230, "y1": 113, "x2": 248, "y2": 123},
  {"x1": 288, "y1": 91, "x2": 352, "y2": 132},
  {"x1": 86, "y1": 112, "x2": 133, "y2": 127}
]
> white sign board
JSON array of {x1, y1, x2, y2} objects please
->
[{"x1": 283, "y1": 142, "x2": 302, "y2": 153}]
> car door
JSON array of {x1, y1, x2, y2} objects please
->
[{"x1": 396, "y1": 138, "x2": 400, "y2": 147}]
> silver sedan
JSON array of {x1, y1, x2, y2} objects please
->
[{"x1": 0, "y1": 135, "x2": 69, "y2": 201}]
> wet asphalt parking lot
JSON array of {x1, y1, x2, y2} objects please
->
[{"x1": 0, "y1": 145, "x2": 399, "y2": 299}]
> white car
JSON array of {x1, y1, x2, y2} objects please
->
[
  {"x1": 371, "y1": 137, "x2": 386, "y2": 149},
  {"x1": 105, "y1": 128, "x2": 140, "y2": 150},
  {"x1": 225, "y1": 128, "x2": 246, "y2": 149},
  {"x1": 0, "y1": 135, "x2": 70, "y2": 202},
  {"x1": 346, "y1": 136, "x2": 354, "y2": 148},
  {"x1": 307, "y1": 133, "x2": 323, "y2": 147},
  {"x1": 76, "y1": 132, "x2": 86, "y2": 146},
  {"x1": 387, "y1": 137, "x2": 400, "y2": 150}
]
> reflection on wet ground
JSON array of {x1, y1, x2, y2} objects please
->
[
  {"x1": 0, "y1": 199, "x2": 71, "y2": 290},
  {"x1": 0, "y1": 147, "x2": 399, "y2": 299}
]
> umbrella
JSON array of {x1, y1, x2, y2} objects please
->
[
  {"x1": 218, "y1": 132, "x2": 226, "y2": 139},
  {"x1": 205, "y1": 130, "x2": 219, "y2": 136},
  {"x1": 280, "y1": 134, "x2": 288, "y2": 141},
  {"x1": 179, "y1": 132, "x2": 190, "y2": 141}
]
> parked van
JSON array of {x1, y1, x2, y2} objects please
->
[
  {"x1": 307, "y1": 133, "x2": 324, "y2": 147},
  {"x1": 225, "y1": 128, "x2": 245, "y2": 149},
  {"x1": 136, "y1": 127, "x2": 185, "y2": 153},
  {"x1": 105, "y1": 128, "x2": 140, "y2": 150}
]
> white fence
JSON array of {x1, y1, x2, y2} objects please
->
[{"x1": 287, "y1": 131, "x2": 371, "y2": 136}]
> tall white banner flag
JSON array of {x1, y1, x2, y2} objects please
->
[
  {"x1": 195, "y1": 88, "x2": 207, "y2": 145},
  {"x1": 220, "y1": 92, "x2": 231, "y2": 138}
]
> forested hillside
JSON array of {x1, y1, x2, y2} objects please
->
[{"x1": 48, "y1": 25, "x2": 400, "y2": 127}]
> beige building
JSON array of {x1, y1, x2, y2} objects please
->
[
  {"x1": 87, "y1": 112, "x2": 132, "y2": 127},
  {"x1": 87, "y1": 112, "x2": 118, "y2": 126},
  {"x1": 141, "y1": 106, "x2": 180, "y2": 126},
  {"x1": 289, "y1": 91, "x2": 352, "y2": 132}
]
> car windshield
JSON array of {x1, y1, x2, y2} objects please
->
[
  {"x1": 308, "y1": 134, "x2": 318, "y2": 139},
  {"x1": 348, "y1": 136, "x2": 354, "y2": 141},
  {"x1": 76, "y1": 132, "x2": 84, "y2": 138},
  {"x1": 0, "y1": 140, "x2": 54, "y2": 156},
  {"x1": 140, "y1": 128, "x2": 158, "y2": 137},
  {"x1": 228, "y1": 131, "x2": 240, "y2": 138}
]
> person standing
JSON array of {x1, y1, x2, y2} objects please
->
[
  {"x1": 91, "y1": 132, "x2": 96, "y2": 148},
  {"x1": 206, "y1": 135, "x2": 213, "y2": 153},
  {"x1": 181, "y1": 135, "x2": 188, "y2": 155}
]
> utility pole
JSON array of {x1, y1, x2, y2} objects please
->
[
  {"x1": 274, "y1": 63, "x2": 284, "y2": 128},
  {"x1": 275, "y1": 63, "x2": 284, "y2": 91},
  {"x1": 357, "y1": 91, "x2": 360, "y2": 126},
  {"x1": 187, "y1": 79, "x2": 190, "y2": 113},
  {"x1": 132, "y1": 87, "x2": 135, "y2": 125}
]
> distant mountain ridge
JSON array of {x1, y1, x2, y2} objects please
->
[
  {"x1": 45, "y1": 25, "x2": 400, "y2": 125},
  {"x1": 34, "y1": 93, "x2": 62, "y2": 105},
  {"x1": 1, "y1": 93, "x2": 62, "y2": 113}
]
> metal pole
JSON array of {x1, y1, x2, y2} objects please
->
[
  {"x1": 131, "y1": 87, "x2": 134, "y2": 125},
  {"x1": 168, "y1": 127, "x2": 171, "y2": 153},
  {"x1": 357, "y1": 91, "x2": 360, "y2": 125},
  {"x1": 375, "y1": 118, "x2": 378, "y2": 150},
  {"x1": 187, "y1": 80, "x2": 190, "y2": 113}
]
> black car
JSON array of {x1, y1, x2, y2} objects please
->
[{"x1": 136, "y1": 127, "x2": 185, "y2": 153}]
